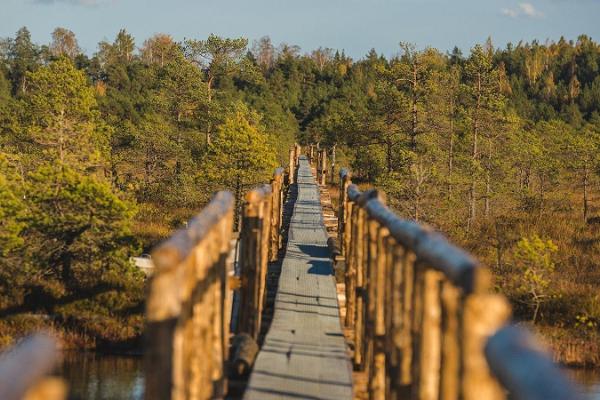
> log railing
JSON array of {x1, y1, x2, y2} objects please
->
[
  {"x1": 0, "y1": 333, "x2": 66, "y2": 400},
  {"x1": 145, "y1": 147, "x2": 300, "y2": 400},
  {"x1": 235, "y1": 167, "x2": 285, "y2": 340},
  {"x1": 337, "y1": 168, "x2": 581, "y2": 400},
  {"x1": 146, "y1": 191, "x2": 235, "y2": 400}
]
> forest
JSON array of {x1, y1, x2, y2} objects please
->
[{"x1": 0, "y1": 27, "x2": 599, "y2": 363}]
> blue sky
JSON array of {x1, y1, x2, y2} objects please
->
[{"x1": 2, "y1": 0, "x2": 600, "y2": 59}]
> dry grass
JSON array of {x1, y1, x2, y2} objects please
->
[{"x1": 133, "y1": 203, "x2": 202, "y2": 251}]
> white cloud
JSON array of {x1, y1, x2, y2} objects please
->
[
  {"x1": 501, "y1": 8, "x2": 519, "y2": 18},
  {"x1": 501, "y1": 2, "x2": 544, "y2": 19},
  {"x1": 519, "y1": 2, "x2": 544, "y2": 17}
]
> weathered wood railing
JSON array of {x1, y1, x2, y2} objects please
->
[
  {"x1": 235, "y1": 168, "x2": 285, "y2": 340},
  {"x1": 337, "y1": 168, "x2": 581, "y2": 400},
  {"x1": 146, "y1": 191, "x2": 235, "y2": 400},
  {"x1": 0, "y1": 333, "x2": 66, "y2": 400},
  {"x1": 145, "y1": 147, "x2": 300, "y2": 400}
]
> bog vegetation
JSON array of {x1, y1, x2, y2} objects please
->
[{"x1": 0, "y1": 27, "x2": 599, "y2": 362}]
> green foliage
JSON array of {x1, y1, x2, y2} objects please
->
[
  {"x1": 24, "y1": 57, "x2": 108, "y2": 168},
  {"x1": 203, "y1": 103, "x2": 278, "y2": 219},
  {"x1": 2, "y1": 28, "x2": 600, "y2": 350},
  {"x1": 513, "y1": 235, "x2": 558, "y2": 323},
  {"x1": 0, "y1": 156, "x2": 25, "y2": 256},
  {"x1": 23, "y1": 164, "x2": 139, "y2": 292}
]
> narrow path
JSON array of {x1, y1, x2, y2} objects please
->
[{"x1": 244, "y1": 156, "x2": 353, "y2": 400}]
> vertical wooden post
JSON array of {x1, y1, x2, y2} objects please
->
[
  {"x1": 353, "y1": 206, "x2": 367, "y2": 367},
  {"x1": 397, "y1": 250, "x2": 415, "y2": 389},
  {"x1": 295, "y1": 144, "x2": 302, "y2": 166},
  {"x1": 417, "y1": 269, "x2": 442, "y2": 400},
  {"x1": 365, "y1": 218, "x2": 379, "y2": 379},
  {"x1": 440, "y1": 282, "x2": 460, "y2": 400},
  {"x1": 370, "y1": 225, "x2": 389, "y2": 400},
  {"x1": 257, "y1": 195, "x2": 271, "y2": 330},
  {"x1": 344, "y1": 201, "x2": 357, "y2": 330},
  {"x1": 338, "y1": 170, "x2": 351, "y2": 256},
  {"x1": 269, "y1": 171, "x2": 283, "y2": 261},
  {"x1": 316, "y1": 150, "x2": 321, "y2": 183},
  {"x1": 411, "y1": 263, "x2": 424, "y2": 399},
  {"x1": 388, "y1": 243, "x2": 406, "y2": 398},
  {"x1": 238, "y1": 194, "x2": 262, "y2": 340},
  {"x1": 278, "y1": 179, "x2": 284, "y2": 249},
  {"x1": 320, "y1": 149, "x2": 327, "y2": 185},
  {"x1": 288, "y1": 147, "x2": 295, "y2": 185},
  {"x1": 461, "y1": 292, "x2": 510, "y2": 400}
]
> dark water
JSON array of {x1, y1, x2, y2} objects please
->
[
  {"x1": 567, "y1": 368, "x2": 600, "y2": 400},
  {"x1": 58, "y1": 352, "x2": 600, "y2": 400},
  {"x1": 58, "y1": 352, "x2": 144, "y2": 400}
]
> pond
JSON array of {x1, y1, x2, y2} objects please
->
[
  {"x1": 59, "y1": 352, "x2": 144, "y2": 400},
  {"x1": 567, "y1": 368, "x2": 600, "y2": 400},
  {"x1": 58, "y1": 352, "x2": 600, "y2": 400}
]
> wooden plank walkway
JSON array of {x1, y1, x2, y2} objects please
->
[{"x1": 244, "y1": 156, "x2": 353, "y2": 400}]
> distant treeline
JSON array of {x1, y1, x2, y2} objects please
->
[{"x1": 0, "y1": 28, "x2": 598, "y2": 356}]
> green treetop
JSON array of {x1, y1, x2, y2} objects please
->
[{"x1": 24, "y1": 57, "x2": 108, "y2": 170}]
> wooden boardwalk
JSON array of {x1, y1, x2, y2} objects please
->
[
  {"x1": 244, "y1": 156, "x2": 353, "y2": 400},
  {"x1": 7, "y1": 145, "x2": 583, "y2": 400}
]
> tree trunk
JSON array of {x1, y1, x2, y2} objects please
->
[
  {"x1": 386, "y1": 140, "x2": 393, "y2": 173},
  {"x1": 414, "y1": 183, "x2": 421, "y2": 222},
  {"x1": 485, "y1": 170, "x2": 490, "y2": 219},
  {"x1": 411, "y1": 64, "x2": 418, "y2": 152},
  {"x1": 468, "y1": 72, "x2": 482, "y2": 229},
  {"x1": 484, "y1": 137, "x2": 492, "y2": 219},
  {"x1": 330, "y1": 144, "x2": 336, "y2": 182},
  {"x1": 206, "y1": 75, "x2": 214, "y2": 146},
  {"x1": 234, "y1": 171, "x2": 241, "y2": 231},
  {"x1": 447, "y1": 100, "x2": 455, "y2": 199},
  {"x1": 583, "y1": 165, "x2": 589, "y2": 223}
]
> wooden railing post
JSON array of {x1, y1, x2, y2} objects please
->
[
  {"x1": 344, "y1": 189, "x2": 359, "y2": 330},
  {"x1": 338, "y1": 169, "x2": 351, "y2": 256},
  {"x1": 369, "y1": 224, "x2": 389, "y2": 400},
  {"x1": 269, "y1": 168, "x2": 284, "y2": 261},
  {"x1": 440, "y1": 282, "x2": 460, "y2": 400},
  {"x1": 288, "y1": 147, "x2": 295, "y2": 185},
  {"x1": 295, "y1": 144, "x2": 302, "y2": 166},
  {"x1": 237, "y1": 185, "x2": 272, "y2": 341},
  {"x1": 353, "y1": 204, "x2": 367, "y2": 368},
  {"x1": 461, "y1": 292, "x2": 510, "y2": 400},
  {"x1": 330, "y1": 144, "x2": 336, "y2": 184},
  {"x1": 416, "y1": 268, "x2": 443, "y2": 400},
  {"x1": 320, "y1": 148, "x2": 327, "y2": 185}
]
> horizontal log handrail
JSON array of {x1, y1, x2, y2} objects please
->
[
  {"x1": 485, "y1": 326, "x2": 579, "y2": 400},
  {"x1": 0, "y1": 333, "x2": 65, "y2": 400},
  {"x1": 336, "y1": 167, "x2": 582, "y2": 400}
]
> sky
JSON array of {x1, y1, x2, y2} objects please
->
[{"x1": 1, "y1": 0, "x2": 600, "y2": 59}]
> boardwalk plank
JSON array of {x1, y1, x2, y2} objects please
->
[{"x1": 244, "y1": 156, "x2": 353, "y2": 400}]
